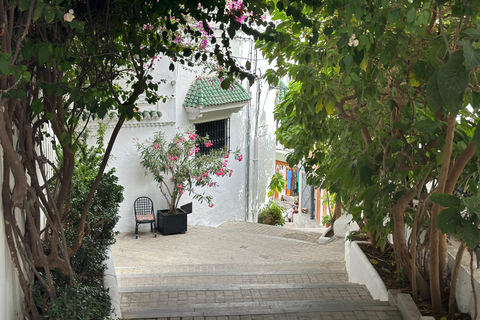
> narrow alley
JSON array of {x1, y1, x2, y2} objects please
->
[{"x1": 111, "y1": 212, "x2": 401, "y2": 320}]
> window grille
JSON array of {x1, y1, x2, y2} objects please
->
[{"x1": 195, "y1": 118, "x2": 230, "y2": 155}]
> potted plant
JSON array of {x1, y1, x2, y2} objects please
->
[
  {"x1": 322, "y1": 214, "x2": 332, "y2": 228},
  {"x1": 135, "y1": 127, "x2": 241, "y2": 235},
  {"x1": 258, "y1": 200, "x2": 286, "y2": 226}
]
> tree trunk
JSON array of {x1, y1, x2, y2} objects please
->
[
  {"x1": 449, "y1": 241, "x2": 466, "y2": 316},
  {"x1": 391, "y1": 186, "x2": 430, "y2": 299},
  {"x1": 429, "y1": 113, "x2": 456, "y2": 315}
]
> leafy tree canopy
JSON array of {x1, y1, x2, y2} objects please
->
[{"x1": 257, "y1": 0, "x2": 480, "y2": 314}]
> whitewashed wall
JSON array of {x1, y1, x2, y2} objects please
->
[{"x1": 0, "y1": 151, "x2": 24, "y2": 320}]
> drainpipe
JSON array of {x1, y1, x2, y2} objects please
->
[
  {"x1": 252, "y1": 60, "x2": 262, "y2": 223},
  {"x1": 245, "y1": 39, "x2": 254, "y2": 222},
  {"x1": 310, "y1": 186, "x2": 315, "y2": 220}
]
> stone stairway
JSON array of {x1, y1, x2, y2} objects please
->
[{"x1": 117, "y1": 260, "x2": 401, "y2": 320}]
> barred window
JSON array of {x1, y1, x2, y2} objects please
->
[{"x1": 195, "y1": 118, "x2": 230, "y2": 155}]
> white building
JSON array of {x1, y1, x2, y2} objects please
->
[{"x1": 88, "y1": 38, "x2": 279, "y2": 233}]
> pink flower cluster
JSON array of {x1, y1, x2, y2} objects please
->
[
  {"x1": 205, "y1": 140, "x2": 213, "y2": 148},
  {"x1": 167, "y1": 154, "x2": 178, "y2": 161}
]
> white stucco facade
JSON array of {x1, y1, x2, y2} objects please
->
[
  {"x1": 88, "y1": 38, "x2": 278, "y2": 233},
  {"x1": 0, "y1": 155, "x2": 24, "y2": 320}
]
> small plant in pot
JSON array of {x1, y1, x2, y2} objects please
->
[
  {"x1": 258, "y1": 201, "x2": 286, "y2": 226},
  {"x1": 135, "y1": 127, "x2": 241, "y2": 234},
  {"x1": 322, "y1": 214, "x2": 332, "y2": 227}
]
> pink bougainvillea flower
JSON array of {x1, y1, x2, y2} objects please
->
[
  {"x1": 208, "y1": 203, "x2": 214, "y2": 208},
  {"x1": 209, "y1": 182, "x2": 214, "y2": 187},
  {"x1": 153, "y1": 142, "x2": 160, "y2": 149},
  {"x1": 237, "y1": 154, "x2": 243, "y2": 162},
  {"x1": 205, "y1": 140, "x2": 213, "y2": 148}
]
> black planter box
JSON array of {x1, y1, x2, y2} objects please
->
[{"x1": 157, "y1": 208, "x2": 188, "y2": 235}]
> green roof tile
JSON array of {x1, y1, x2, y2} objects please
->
[{"x1": 183, "y1": 76, "x2": 252, "y2": 108}]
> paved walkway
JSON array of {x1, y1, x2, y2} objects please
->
[{"x1": 112, "y1": 220, "x2": 401, "y2": 319}]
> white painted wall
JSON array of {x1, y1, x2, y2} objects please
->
[
  {"x1": 0, "y1": 151, "x2": 24, "y2": 320},
  {"x1": 448, "y1": 251, "x2": 480, "y2": 320},
  {"x1": 345, "y1": 240, "x2": 389, "y2": 301}
]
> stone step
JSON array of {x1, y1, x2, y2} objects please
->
[
  {"x1": 120, "y1": 284, "x2": 374, "y2": 313},
  {"x1": 115, "y1": 260, "x2": 346, "y2": 276},
  {"x1": 117, "y1": 270, "x2": 348, "y2": 288},
  {"x1": 121, "y1": 299, "x2": 400, "y2": 319}
]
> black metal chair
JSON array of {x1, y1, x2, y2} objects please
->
[{"x1": 134, "y1": 196, "x2": 156, "y2": 239}]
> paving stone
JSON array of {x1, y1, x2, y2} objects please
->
[{"x1": 115, "y1": 221, "x2": 401, "y2": 320}]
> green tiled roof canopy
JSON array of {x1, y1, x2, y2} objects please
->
[{"x1": 183, "y1": 76, "x2": 251, "y2": 109}]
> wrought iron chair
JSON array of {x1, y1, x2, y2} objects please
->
[{"x1": 134, "y1": 196, "x2": 156, "y2": 239}]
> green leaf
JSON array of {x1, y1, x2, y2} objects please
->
[
  {"x1": 393, "y1": 121, "x2": 410, "y2": 132},
  {"x1": 0, "y1": 57, "x2": 10, "y2": 75},
  {"x1": 33, "y1": 3, "x2": 43, "y2": 21},
  {"x1": 325, "y1": 100, "x2": 335, "y2": 115},
  {"x1": 406, "y1": 7, "x2": 416, "y2": 24},
  {"x1": 426, "y1": 71, "x2": 445, "y2": 112},
  {"x1": 343, "y1": 54, "x2": 352, "y2": 74},
  {"x1": 60, "y1": 132, "x2": 71, "y2": 146},
  {"x1": 430, "y1": 193, "x2": 461, "y2": 208},
  {"x1": 22, "y1": 71, "x2": 31, "y2": 82},
  {"x1": 458, "y1": 222, "x2": 480, "y2": 249},
  {"x1": 462, "y1": 42, "x2": 480, "y2": 70},
  {"x1": 221, "y1": 78, "x2": 231, "y2": 90},
  {"x1": 315, "y1": 99, "x2": 323, "y2": 113},
  {"x1": 359, "y1": 165, "x2": 373, "y2": 186},
  {"x1": 19, "y1": 0, "x2": 31, "y2": 11},
  {"x1": 413, "y1": 118, "x2": 438, "y2": 135},
  {"x1": 38, "y1": 45, "x2": 49, "y2": 66},
  {"x1": 462, "y1": 28, "x2": 480, "y2": 39},
  {"x1": 31, "y1": 100, "x2": 44, "y2": 114},
  {"x1": 44, "y1": 6, "x2": 55, "y2": 23},
  {"x1": 473, "y1": 121, "x2": 480, "y2": 157},
  {"x1": 437, "y1": 51, "x2": 468, "y2": 111},
  {"x1": 472, "y1": 91, "x2": 480, "y2": 110},
  {"x1": 436, "y1": 207, "x2": 461, "y2": 234}
]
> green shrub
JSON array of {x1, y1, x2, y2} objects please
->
[
  {"x1": 322, "y1": 214, "x2": 331, "y2": 226},
  {"x1": 47, "y1": 283, "x2": 111, "y2": 320},
  {"x1": 39, "y1": 126, "x2": 124, "y2": 318},
  {"x1": 258, "y1": 200, "x2": 286, "y2": 226}
]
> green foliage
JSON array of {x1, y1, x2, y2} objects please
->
[
  {"x1": 135, "y1": 127, "x2": 242, "y2": 212},
  {"x1": 1, "y1": 0, "x2": 268, "y2": 318},
  {"x1": 433, "y1": 191, "x2": 480, "y2": 249},
  {"x1": 322, "y1": 214, "x2": 331, "y2": 226},
  {"x1": 258, "y1": 201, "x2": 286, "y2": 226},
  {"x1": 46, "y1": 283, "x2": 111, "y2": 320},
  {"x1": 267, "y1": 172, "x2": 287, "y2": 198},
  {"x1": 257, "y1": 0, "x2": 480, "y2": 310},
  {"x1": 42, "y1": 127, "x2": 123, "y2": 316}
]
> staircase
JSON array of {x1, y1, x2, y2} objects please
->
[{"x1": 117, "y1": 260, "x2": 401, "y2": 319}]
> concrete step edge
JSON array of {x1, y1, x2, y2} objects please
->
[
  {"x1": 121, "y1": 299, "x2": 397, "y2": 319},
  {"x1": 116, "y1": 269, "x2": 347, "y2": 279},
  {"x1": 118, "y1": 282, "x2": 367, "y2": 293}
]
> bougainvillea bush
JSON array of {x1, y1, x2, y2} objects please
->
[{"x1": 135, "y1": 127, "x2": 242, "y2": 213}]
